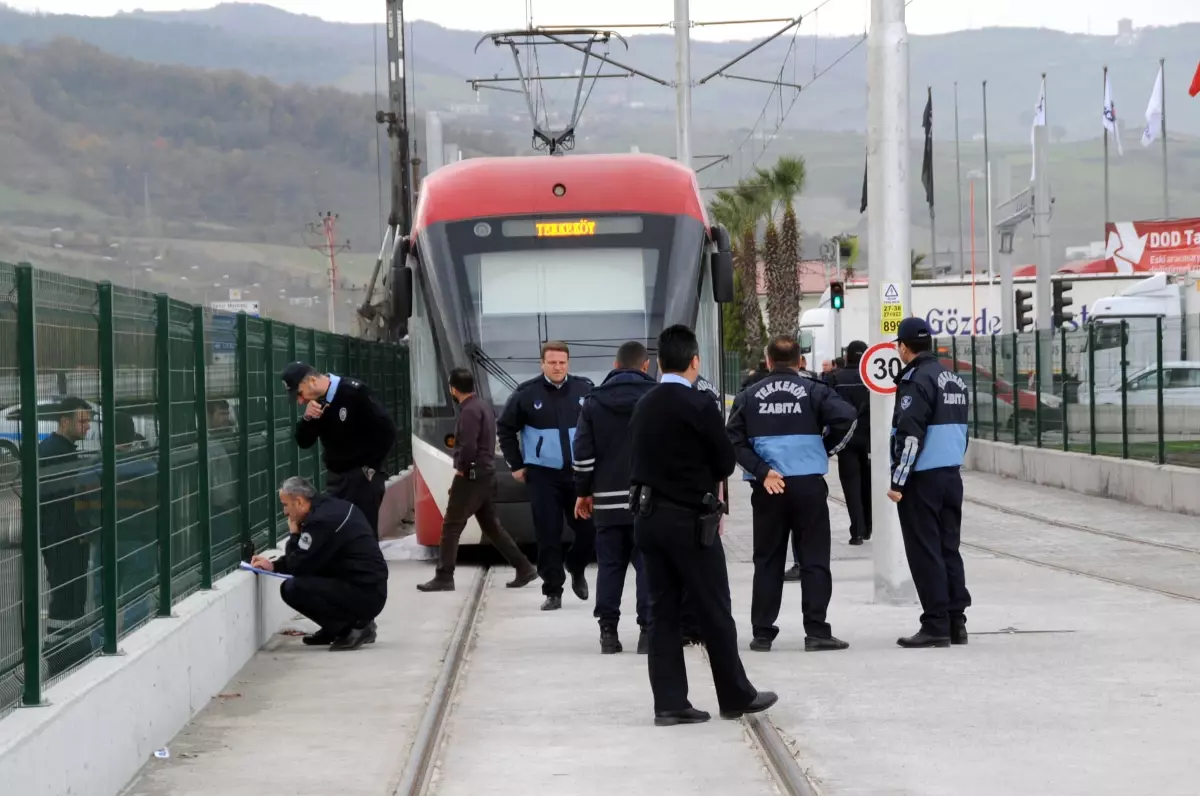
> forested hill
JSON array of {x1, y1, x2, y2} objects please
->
[{"x1": 0, "y1": 38, "x2": 512, "y2": 246}]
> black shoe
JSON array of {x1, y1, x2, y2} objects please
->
[
  {"x1": 636, "y1": 627, "x2": 649, "y2": 655},
  {"x1": 654, "y1": 707, "x2": 711, "y2": 726},
  {"x1": 805, "y1": 636, "x2": 850, "y2": 652},
  {"x1": 600, "y1": 624, "x2": 622, "y2": 654},
  {"x1": 507, "y1": 568, "x2": 539, "y2": 589},
  {"x1": 330, "y1": 623, "x2": 377, "y2": 651},
  {"x1": 862, "y1": 530, "x2": 873, "y2": 541},
  {"x1": 897, "y1": 631, "x2": 951, "y2": 648},
  {"x1": 541, "y1": 595, "x2": 562, "y2": 611},
  {"x1": 301, "y1": 627, "x2": 338, "y2": 646},
  {"x1": 849, "y1": 536, "x2": 864, "y2": 546},
  {"x1": 783, "y1": 565, "x2": 801, "y2": 582},
  {"x1": 720, "y1": 691, "x2": 778, "y2": 720},
  {"x1": 571, "y1": 571, "x2": 589, "y2": 601},
  {"x1": 416, "y1": 576, "x2": 454, "y2": 592},
  {"x1": 749, "y1": 637, "x2": 772, "y2": 652},
  {"x1": 950, "y1": 618, "x2": 968, "y2": 646}
]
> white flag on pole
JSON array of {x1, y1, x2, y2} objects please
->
[
  {"x1": 1103, "y1": 72, "x2": 1123, "y2": 155},
  {"x1": 1030, "y1": 76, "x2": 1046, "y2": 180},
  {"x1": 1141, "y1": 64, "x2": 1163, "y2": 147}
]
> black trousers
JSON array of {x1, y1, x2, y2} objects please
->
[
  {"x1": 593, "y1": 523, "x2": 648, "y2": 629},
  {"x1": 896, "y1": 467, "x2": 972, "y2": 637},
  {"x1": 281, "y1": 576, "x2": 387, "y2": 636},
  {"x1": 837, "y1": 444, "x2": 872, "y2": 540},
  {"x1": 438, "y1": 475, "x2": 532, "y2": 578},
  {"x1": 326, "y1": 467, "x2": 386, "y2": 538},
  {"x1": 635, "y1": 501, "x2": 757, "y2": 714},
  {"x1": 527, "y1": 470, "x2": 595, "y2": 597},
  {"x1": 750, "y1": 477, "x2": 833, "y2": 641}
]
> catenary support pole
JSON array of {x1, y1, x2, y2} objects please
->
[
  {"x1": 674, "y1": 0, "x2": 692, "y2": 170},
  {"x1": 867, "y1": 0, "x2": 916, "y2": 604}
]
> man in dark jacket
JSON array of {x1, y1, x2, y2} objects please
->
[
  {"x1": 418, "y1": 368, "x2": 538, "y2": 592},
  {"x1": 250, "y1": 476, "x2": 388, "y2": 651},
  {"x1": 573, "y1": 341, "x2": 656, "y2": 655},
  {"x1": 832, "y1": 341, "x2": 873, "y2": 544},
  {"x1": 283, "y1": 362, "x2": 396, "y2": 538},
  {"x1": 741, "y1": 360, "x2": 769, "y2": 391},
  {"x1": 497, "y1": 341, "x2": 595, "y2": 611}
]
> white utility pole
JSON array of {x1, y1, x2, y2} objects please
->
[
  {"x1": 673, "y1": 0, "x2": 692, "y2": 169},
  {"x1": 867, "y1": 0, "x2": 917, "y2": 604}
]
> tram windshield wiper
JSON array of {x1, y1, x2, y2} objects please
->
[{"x1": 465, "y1": 343, "x2": 521, "y2": 393}]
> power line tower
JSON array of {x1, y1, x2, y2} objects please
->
[{"x1": 304, "y1": 212, "x2": 351, "y2": 333}]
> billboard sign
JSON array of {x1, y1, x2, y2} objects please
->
[{"x1": 1105, "y1": 218, "x2": 1200, "y2": 274}]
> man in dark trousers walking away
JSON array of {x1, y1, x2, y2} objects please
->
[
  {"x1": 888, "y1": 318, "x2": 972, "y2": 649},
  {"x1": 417, "y1": 368, "x2": 538, "y2": 593},
  {"x1": 251, "y1": 477, "x2": 388, "y2": 651},
  {"x1": 832, "y1": 341, "x2": 873, "y2": 545},
  {"x1": 282, "y1": 362, "x2": 396, "y2": 538},
  {"x1": 572, "y1": 341, "x2": 655, "y2": 655},
  {"x1": 628, "y1": 324, "x2": 776, "y2": 727},
  {"x1": 727, "y1": 334, "x2": 858, "y2": 653},
  {"x1": 497, "y1": 341, "x2": 595, "y2": 611}
]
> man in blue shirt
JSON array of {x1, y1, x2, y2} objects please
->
[{"x1": 888, "y1": 318, "x2": 972, "y2": 649}]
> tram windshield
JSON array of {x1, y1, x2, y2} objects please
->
[{"x1": 424, "y1": 212, "x2": 704, "y2": 405}]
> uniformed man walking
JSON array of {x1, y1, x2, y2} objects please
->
[
  {"x1": 497, "y1": 341, "x2": 595, "y2": 611},
  {"x1": 727, "y1": 334, "x2": 858, "y2": 653},
  {"x1": 832, "y1": 341, "x2": 873, "y2": 545},
  {"x1": 888, "y1": 318, "x2": 972, "y2": 648},
  {"x1": 282, "y1": 362, "x2": 396, "y2": 538},
  {"x1": 629, "y1": 324, "x2": 776, "y2": 726},
  {"x1": 572, "y1": 341, "x2": 656, "y2": 654}
]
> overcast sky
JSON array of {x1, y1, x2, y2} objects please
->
[{"x1": 7, "y1": 0, "x2": 1200, "y2": 41}]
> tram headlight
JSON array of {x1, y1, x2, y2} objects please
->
[{"x1": 552, "y1": 183, "x2": 566, "y2": 197}]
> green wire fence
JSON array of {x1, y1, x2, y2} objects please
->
[{"x1": 0, "y1": 262, "x2": 411, "y2": 717}]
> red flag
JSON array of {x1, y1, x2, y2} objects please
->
[{"x1": 1190, "y1": 60, "x2": 1200, "y2": 98}]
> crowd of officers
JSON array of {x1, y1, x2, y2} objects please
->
[{"x1": 255, "y1": 314, "x2": 970, "y2": 721}]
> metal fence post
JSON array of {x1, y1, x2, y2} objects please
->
[
  {"x1": 970, "y1": 336, "x2": 979, "y2": 439},
  {"x1": 1033, "y1": 329, "x2": 1042, "y2": 449},
  {"x1": 1011, "y1": 332, "x2": 1020, "y2": 445},
  {"x1": 192, "y1": 307, "x2": 213, "y2": 589},
  {"x1": 97, "y1": 283, "x2": 119, "y2": 653},
  {"x1": 1060, "y1": 326, "x2": 1069, "y2": 452},
  {"x1": 155, "y1": 294, "x2": 173, "y2": 615},
  {"x1": 264, "y1": 320, "x2": 279, "y2": 547},
  {"x1": 1120, "y1": 319, "x2": 1129, "y2": 460},
  {"x1": 236, "y1": 312, "x2": 252, "y2": 559},
  {"x1": 288, "y1": 324, "x2": 300, "y2": 477},
  {"x1": 1156, "y1": 315, "x2": 1165, "y2": 465},
  {"x1": 1089, "y1": 326, "x2": 1099, "y2": 453},
  {"x1": 990, "y1": 334, "x2": 998, "y2": 441},
  {"x1": 16, "y1": 264, "x2": 44, "y2": 705},
  {"x1": 307, "y1": 327, "x2": 319, "y2": 487}
]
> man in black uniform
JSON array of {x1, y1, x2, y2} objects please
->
[
  {"x1": 498, "y1": 341, "x2": 595, "y2": 611},
  {"x1": 888, "y1": 318, "x2": 972, "y2": 649},
  {"x1": 418, "y1": 368, "x2": 538, "y2": 592},
  {"x1": 727, "y1": 335, "x2": 858, "y2": 653},
  {"x1": 832, "y1": 341, "x2": 873, "y2": 545},
  {"x1": 282, "y1": 362, "x2": 396, "y2": 538},
  {"x1": 572, "y1": 341, "x2": 655, "y2": 655},
  {"x1": 251, "y1": 476, "x2": 388, "y2": 651},
  {"x1": 629, "y1": 324, "x2": 776, "y2": 726}
]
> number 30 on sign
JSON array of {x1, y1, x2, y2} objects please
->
[{"x1": 859, "y1": 341, "x2": 904, "y2": 395}]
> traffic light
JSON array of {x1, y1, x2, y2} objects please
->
[
  {"x1": 830, "y1": 280, "x2": 845, "y2": 311},
  {"x1": 1014, "y1": 289, "x2": 1033, "y2": 332},
  {"x1": 1052, "y1": 280, "x2": 1074, "y2": 328}
]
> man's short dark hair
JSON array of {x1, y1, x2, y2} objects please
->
[
  {"x1": 766, "y1": 335, "x2": 801, "y2": 367},
  {"x1": 834, "y1": 357, "x2": 845, "y2": 369},
  {"x1": 541, "y1": 341, "x2": 570, "y2": 360},
  {"x1": 615, "y1": 341, "x2": 648, "y2": 370},
  {"x1": 51, "y1": 396, "x2": 90, "y2": 423},
  {"x1": 656, "y1": 325, "x2": 699, "y2": 374},
  {"x1": 902, "y1": 337, "x2": 933, "y2": 354},
  {"x1": 448, "y1": 367, "x2": 475, "y2": 394}
]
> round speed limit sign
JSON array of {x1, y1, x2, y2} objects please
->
[{"x1": 860, "y1": 341, "x2": 904, "y2": 395}]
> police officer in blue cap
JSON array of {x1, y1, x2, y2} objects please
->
[
  {"x1": 727, "y1": 333, "x2": 859, "y2": 653},
  {"x1": 888, "y1": 317, "x2": 972, "y2": 649}
]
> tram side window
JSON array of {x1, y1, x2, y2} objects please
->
[
  {"x1": 694, "y1": 261, "x2": 721, "y2": 390},
  {"x1": 409, "y1": 270, "x2": 450, "y2": 414}
]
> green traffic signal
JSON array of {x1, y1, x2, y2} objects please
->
[{"x1": 830, "y1": 280, "x2": 845, "y2": 311}]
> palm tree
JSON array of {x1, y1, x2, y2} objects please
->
[
  {"x1": 755, "y1": 156, "x2": 807, "y2": 336},
  {"x1": 910, "y1": 250, "x2": 927, "y2": 279},
  {"x1": 725, "y1": 183, "x2": 769, "y2": 361}
]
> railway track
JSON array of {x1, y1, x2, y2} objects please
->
[
  {"x1": 827, "y1": 493, "x2": 1200, "y2": 606},
  {"x1": 390, "y1": 566, "x2": 821, "y2": 796}
]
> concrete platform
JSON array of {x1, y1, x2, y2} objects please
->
[{"x1": 116, "y1": 473, "x2": 1200, "y2": 796}]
